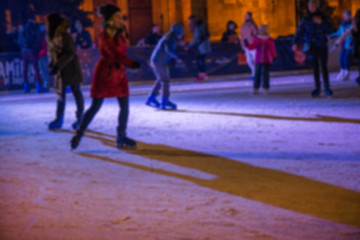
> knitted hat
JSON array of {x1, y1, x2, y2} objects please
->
[
  {"x1": 98, "y1": 4, "x2": 121, "y2": 23},
  {"x1": 170, "y1": 23, "x2": 184, "y2": 37},
  {"x1": 47, "y1": 12, "x2": 63, "y2": 39}
]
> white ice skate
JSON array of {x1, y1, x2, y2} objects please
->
[
  {"x1": 342, "y1": 70, "x2": 350, "y2": 81},
  {"x1": 336, "y1": 69, "x2": 345, "y2": 81}
]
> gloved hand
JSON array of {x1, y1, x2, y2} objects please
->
[
  {"x1": 273, "y1": 57, "x2": 277, "y2": 62},
  {"x1": 131, "y1": 61, "x2": 141, "y2": 69},
  {"x1": 49, "y1": 65, "x2": 58, "y2": 75}
]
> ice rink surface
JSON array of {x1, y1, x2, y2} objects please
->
[{"x1": 1, "y1": 73, "x2": 360, "y2": 239}]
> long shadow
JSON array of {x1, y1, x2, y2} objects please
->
[
  {"x1": 174, "y1": 109, "x2": 360, "y2": 124},
  {"x1": 62, "y1": 130, "x2": 360, "y2": 228}
]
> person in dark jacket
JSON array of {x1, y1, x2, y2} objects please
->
[
  {"x1": 18, "y1": 15, "x2": 47, "y2": 93},
  {"x1": 145, "y1": 23, "x2": 184, "y2": 110},
  {"x1": 145, "y1": 24, "x2": 162, "y2": 46},
  {"x1": 47, "y1": 13, "x2": 84, "y2": 130},
  {"x1": 351, "y1": 9, "x2": 360, "y2": 86},
  {"x1": 221, "y1": 20, "x2": 240, "y2": 44},
  {"x1": 71, "y1": 4, "x2": 140, "y2": 150},
  {"x1": 292, "y1": 0, "x2": 333, "y2": 97},
  {"x1": 188, "y1": 15, "x2": 211, "y2": 81},
  {"x1": 74, "y1": 20, "x2": 93, "y2": 49}
]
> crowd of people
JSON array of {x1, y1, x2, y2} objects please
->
[{"x1": 2, "y1": 0, "x2": 360, "y2": 149}]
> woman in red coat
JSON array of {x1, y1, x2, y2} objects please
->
[{"x1": 71, "y1": 4, "x2": 140, "y2": 150}]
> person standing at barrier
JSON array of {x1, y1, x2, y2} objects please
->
[
  {"x1": 145, "y1": 24, "x2": 162, "y2": 46},
  {"x1": 221, "y1": 20, "x2": 240, "y2": 44},
  {"x1": 292, "y1": 0, "x2": 333, "y2": 97},
  {"x1": 17, "y1": 14, "x2": 48, "y2": 93},
  {"x1": 145, "y1": 23, "x2": 185, "y2": 110},
  {"x1": 74, "y1": 20, "x2": 93, "y2": 50},
  {"x1": 245, "y1": 25, "x2": 277, "y2": 94},
  {"x1": 38, "y1": 24, "x2": 49, "y2": 88},
  {"x1": 47, "y1": 13, "x2": 84, "y2": 130},
  {"x1": 187, "y1": 15, "x2": 211, "y2": 82},
  {"x1": 241, "y1": 12, "x2": 258, "y2": 80},
  {"x1": 71, "y1": 4, "x2": 140, "y2": 150},
  {"x1": 352, "y1": 9, "x2": 360, "y2": 86},
  {"x1": 329, "y1": 10, "x2": 353, "y2": 82}
]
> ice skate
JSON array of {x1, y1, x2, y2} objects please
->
[
  {"x1": 71, "y1": 134, "x2": 82, "y2": 150},
  {"x1": 24, "y1": 82, "x2": 31, "y2": 93},
  {"x1": 195, "y1": 73, "x2": 207, "y2": 82},
  {"x1": 161, "y1": 97, "x2": 177, "y2": 110},
  {"x1": 146, "y1": 94, "x2": 160, "y2": 108},
  {"x1": 48, "y1": 116, "x2": 64, "y2": 130},
  {"x1": 342, "y1": 70, "x2": 350, "y2": 81},
  {"x1": 36, "y1": 82, "x2": 49, "y2": 93},
  {"x1": 311, "y1": 89, "x2": 321, "y2": 97},
  {"x1": 117, "y1": 136, "x2": 137, "y2": 149},
  {"x1": 336, "y1": 69, "x2": 345, "y2": 81},
  {"x1": 325, "y1": 88, "x2": 333, "y2": 97},
  {"x1": 356, "y1": 77, "x2": 360, "y2": 86},
  {"x1": 253, "y1": 88, "x2": 259, "y2": 95}
]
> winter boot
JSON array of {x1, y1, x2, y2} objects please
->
[
  {"x1": 24, "y1": 82, "x2": 31, "y2": 93},
  {"x1": 36, "y1": 82, "x2": 49, "y2": 93},
  {"x1": 48, "y1": 116, "x2": 64, "y2": 130},
  {"x1": 116, "y1": 128, "x2": 136, "y2": 149},
  {"x1": 71, "y1": 131, "x2": 83, "y2": 150},
  {"x1": 161, "y1": 96, "x2": 177, "y2": 110},
  {"x1": 336, "y1": 69, "x2": 345, "y2": 81},
  {"x1": 324, "y1": 88, "x2": 333, "y2": 97},
  {"x1": 146, "y1": 94, "x2": 160, "y2": 108},
  {"x1": 342, "y1": 70, "x2": 350, "y2": 81}
]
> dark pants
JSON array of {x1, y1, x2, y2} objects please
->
[
  {"x1": 254, "y1": 63, "x2": 270, "y2": 89},
  {"x1": 55, "y1": 83, "x2": 84, "y2": 120},
  {"x1": 77, "y1": 97, "x2": 129, "y2": 136},
  {"x1": 196, "y1": 54, "x2": 206, "y2": 73},
  {"x1": 312, "y1": 47, "x2": 330, "y2": 90},
  {"x1": 150, "y1": 62, "x2": 170, "y2": 98},
  {"x1": 339, "y1": 49, "x2": 352, "y2": 70},
  {"x1": 21, "y1": 50, "x2": 41, "y2": 84}
]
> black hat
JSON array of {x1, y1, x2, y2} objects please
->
[
  {"x1": 47, "y1": 12, "x2": 63, "y2": 39},
  {"x1": 99, "y1": 4, "x2": 121, "y2": 22},
  {"x1": 98, "y1": 4, "x2": 121, "y2": 23}
]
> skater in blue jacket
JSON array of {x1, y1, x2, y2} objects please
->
[{"x1": 145, "y1": 23, "x2": 184, "y2": 110}]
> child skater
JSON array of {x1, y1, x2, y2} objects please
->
[
  {"x1": 145, "y1": 23, "x2": 185, "y2": 110},
  {"x1": 47, "y1": 13, "x2": 84, "y2": 130},
  {"x1": 329, "y1": 10, "x2": 353, "y2": 81},
  {"x1": 71, "y1": 4, "x2": 140, "y2": 150},
  {"x1": 245, "y1": 25, "x2": 277, "y2": 94}
]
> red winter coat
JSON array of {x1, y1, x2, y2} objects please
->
[
  {"x1": 91, "y1": 29, "x2": 135, "y2": 98},
  {"x1": 247, "y1": 35, "x2": 277, "y2": 64}
]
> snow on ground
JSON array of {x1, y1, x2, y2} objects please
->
[{"x1": 0, "y1": 72, "x2": 360, "y2": 240}]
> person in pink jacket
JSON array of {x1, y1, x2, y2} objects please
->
[{"x1": 245, "y1": 25, "x2": 277, "y2": 94}]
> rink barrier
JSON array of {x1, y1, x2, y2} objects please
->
[{"x1": 0, "y1": 37, "x2": 344, "y2": 91}]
